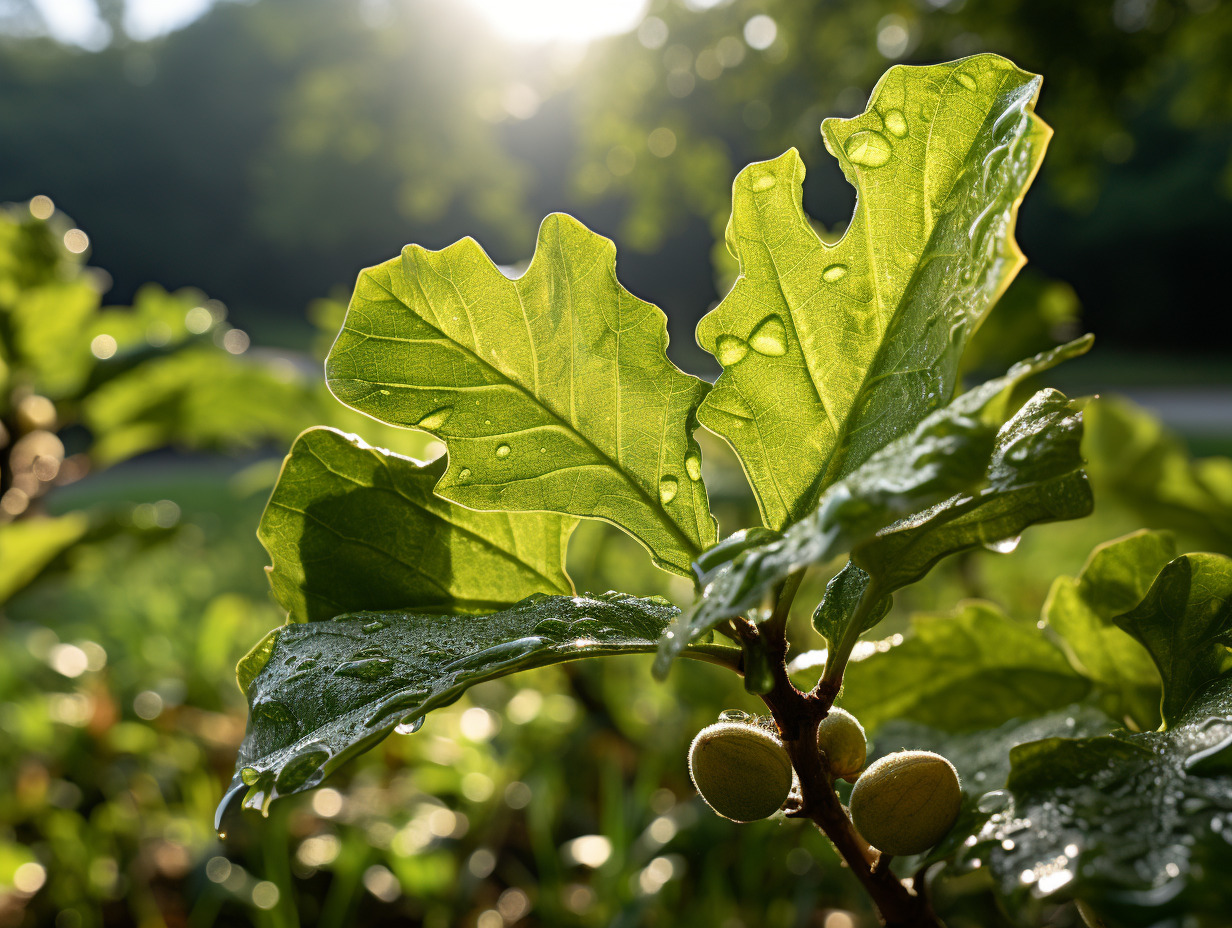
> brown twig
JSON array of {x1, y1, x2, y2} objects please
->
[{"x1": 737, "y1": 581, "x2": 944, "y2": 928}]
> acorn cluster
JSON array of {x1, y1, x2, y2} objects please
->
[{"x1": 688, "y1": 709, "x2": 960, "y2": 857}]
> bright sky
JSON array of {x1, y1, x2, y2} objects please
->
[
  {"x1": 31, "y1": 0, "x2": 650, "y2": 49},
  {"x1": 32, "y1": 0, "x2": 215, "y2": 47},
  {"x1": 460, "y1": 0, "x2": 649, "y2": 44}
]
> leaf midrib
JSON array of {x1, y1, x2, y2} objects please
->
[
  {"x1": 346, "y1": 258, "x2": 700, "y2": 565},
  {"x1": 801, "y1": 68, "x2": 1021, "y2": 518}
]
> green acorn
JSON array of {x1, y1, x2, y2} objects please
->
[
  {"x1": 816, "y1": 708, "x2": 867, "y2": 781},
  {"x1": 688, "y1": 721, "x2": 793, "y2": 822},
  {"x1": 849, "y1": 750, "x2": 961, "y2": 856}
]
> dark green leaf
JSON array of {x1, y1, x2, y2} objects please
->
[
  {"x1": 658, "y1": 398, "x2": 996, "y2": 675},
  {"x1": 953, "y1": 679, "x2": 1232, "y2": 923},
  {"x1": 325, "y1": 213, "x2": 716, "y2": 576},
  {"x1": 696, "y1": 54, "x2": 1050, "y2": 528},
  {"x1": 259, "y1": 427, "x2": 575, "y2": 622},
  {"x1": 838, "y1": 602, "x2": 1090, "y2": 733},
  {"x1": 851, "y1": 388, "x2": 1092, "y2": 594},
  {"x1": 810, "y1": 562, "x2": 892, "y2": 650},
  {"x1": 663, "y1": 343, "x2": 1092, "y2": 675},
  {"x1": 223, "y1": 593, "x2": 734, "y2": 822},
  {"x1": 1115, "y1": 553, "x2": 1232, "y2": 726}
]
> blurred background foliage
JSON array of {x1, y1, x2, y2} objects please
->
[{"x1": 0, "y1": 0, "x2": 1230, "y2": 926}]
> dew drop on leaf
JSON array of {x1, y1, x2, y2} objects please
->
[
  {"x1": 752, "y1": 173, "x2": 776, "y2": 191},
  {"x1": 715, "y1": 334, "x2": 749, "y2": 366},
  {"x1": 956, "y1": 71, "x2": 978, "y2": 91},
  {"x1": 252, "y1": 699, "x2": 297, "y2": 731},
  {"x1": 416, "y1": 406, "x2": 452, "y2": 430},
  {"x1": 884, "y1": 109, "x2": 908, "y2": 138},
  {"x1": 984, "y1": 535, "x2": 1021, "y2": 554},
  {"x1": 659, "y1": 477, "x2": 679, "y2": 505},
  {"x1": 844, "y1": 130, "x2": 893, "y2": 167},
  {"x1": 459, "y1": 468, "x2": 471, "y2": 480},
  {"x1": 276, "y1": 747, "x2": 330, "y2": 792},
  {"x1": 685, "y1": 453, "x2": 702, "y2": 482},
  {"x1": 333, "y1": 657, "x2": 395, "y2": 680},
  {"x1": 748, "y1": 315, "x2": 788, "y2": 356},
  {"x1": 822, "y1": 263, "x2": 848, "y2": 282},
  {"x1": 977, "y1": 789, "x2": 1011, "y2": 813},
  {"x1": 395, "y1": 715, "x2": 425, "y2": 735},
  {"x1": 495, "y1": 444, "x2": 511, "y2": 458}
]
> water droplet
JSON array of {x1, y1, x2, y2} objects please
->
[
  {"x1": 984, "y1": 535, "x2": 1021, "y2": 554},
  {"x1": 334, "y1": 657, "x2": 395, "y2": 680},
  {"x1": 459, "y1": 468, "x2": 471, "y2": 480},
  {"x1": 539, "y1": 447, "x2": 546, "y2": 454},
  {"x1": 362, "y1": 619, "x2": 387, "y2": 633},
  {"x1": 956, "y1": 71, "x2": 977, "y2": 91},
  {"x1": 365, "y1": 687, "x2": 431, "y2": 727},
  {"x1": 748, "y1": 315, "x2": 787, "y2": 356},
  {"x1": 416, "y1": 406, "x2": 452, "y2": 430},
  {"x1": 659, "y1": 477, "x2": 679, "y2": 505},
  {"x1": 752, "y1": 173, "x2": 776, "y2": 191},
  {"x1": 379, "y1": 389, "x2": 391, "y2": 395},
  {"x1": 977, "y1": 789, "x2": 1011, "y2": 813},
  {"x1": 719, "y1": 709, "x2": 753, "y2": 722},
  {"x1": 443, "y1": 637, "x2": 549, "y2": 673},
  {"x1": 844, "y1": 130, "x2": 893, "y2": 168},
  {"x1": 253, "y1": 698, "x2": 298, "y2": 732},
  {"x1": 884, "y1": 109, "x2": 908, "y2": 138},
  {"x1": 822, "y1": 263, "x2": 848, "y2": 282},
  {"x1": 532, "y1": 619, "x2": 571, "y2": 639},
  {"x1": 715, "y1": 334, "x2": 749, "y2": 366},
  {"x1": 685, "y1": 454, "x2": 702, "y2": 482},
  {"x1": 495, "y1": 444, "x2": 511, "y2": 459},
  {"x1": 395, "y1": 715, "x2": 425, "y2": 735},
  {"x1": 276, "y1": 746, "x2": 330, "y2": 792}
]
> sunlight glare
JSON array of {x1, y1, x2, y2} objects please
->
[{"x1": 464, "y1": 0, "x2": 650, "y2": 44}]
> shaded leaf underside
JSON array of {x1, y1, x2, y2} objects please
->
[{"x1": 259, "y1": 427, "x2": 575, "y2": 622}]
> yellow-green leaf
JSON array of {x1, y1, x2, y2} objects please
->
[
  {"x1": 697, "y1": 54, "x2": 1050, "y2": 528},
  {"x1": 326, "y1": 213, "x2": 716, "y2": 576}
]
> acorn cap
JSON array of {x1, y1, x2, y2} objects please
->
[
  {"x1": 849, "y1": 750, "x2": 961, "y2": 856},
  {"x1": 817, "y1": 708, "x2": 867, "y2": 780},
  {"x1": 688, "y1": 721, "x2": 793, "y2": 822}
]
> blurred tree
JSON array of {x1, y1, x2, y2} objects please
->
[{"x1": 0, "y1": 0, "x2": 1228, "y2": 354}]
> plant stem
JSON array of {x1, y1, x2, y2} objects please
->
[
  {"x1": 819, "y1": 578, "x2": 882, "y2": 691},
  {"x1": 745, "y1": 588, "x2": 942, "y2": 928}
]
